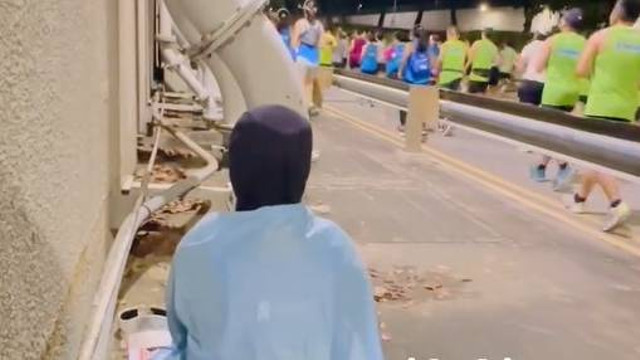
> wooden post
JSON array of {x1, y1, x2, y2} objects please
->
[{"x1": 405, "y1": 86, "x2": 439, "y2": 152}]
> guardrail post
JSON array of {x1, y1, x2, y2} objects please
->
[{"x1": 406, "y1": 86, "x2": 439, "y2": 152}]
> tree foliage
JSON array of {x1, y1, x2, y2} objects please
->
[{"x1": 524, "y1": 0, "x2": 617, "y2": 32}]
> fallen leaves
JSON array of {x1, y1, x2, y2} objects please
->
[
  {"x1": 369, "y1": 266, "x2": 473, "y2": 305},
  {"x1": 145, "y1": 199, "x2": 211, "y2": 231},
  {"x1": 135, "y1": 164, "x2": 187, "y2": 184},
  {"x1": 132, "y1": 199, "x2": 210, "y2": 257}
]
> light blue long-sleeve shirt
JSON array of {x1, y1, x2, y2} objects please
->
[{"x1": 153, "y1": 204, "x2": 384, "y2": 360}]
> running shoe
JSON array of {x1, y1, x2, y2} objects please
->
[
  {"x1": 442, "y1": 124, "x2": 454, "y2": 137},
  {"x1": 562, "y1": 194, "x2": 586, "y2": 214},
  {"x1": 311, "y1": 150, "x2": 320, "y2": 163},
  {"x1": 397, "y1": 125, "x2": 406, "y2": 133},
  {"x1": 530, "y1": 165, "x2": 547, "y2": 182},
  {"x1": 309, "y1": 107, "x2": 320, "y2": 117},
  {"x1": 553, "y1": 166, "x2": 575, "y2": 192},
  {"x1": 603, "y1": 202, "x2": 631, "y2": 233}
]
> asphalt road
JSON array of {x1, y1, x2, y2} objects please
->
[{"x1": 305, "y1": 91, "x2": 640, "y2": 360}]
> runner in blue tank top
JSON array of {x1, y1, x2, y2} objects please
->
[
  {"x1": 398, "y1": 28, "x2": 432, "y2": 131},
  {"x1": 361, "y1": 32, "x2": 380, "y2": 74},
  {"x1": 275, "y1": 9, "x2": 295, "y2": 60},
  {"x1": 401, "y1": 29, "x2": 432, "y2": 85},
  {"x1": 386, "y1": 32, "x2": 407, "y2": 79}
]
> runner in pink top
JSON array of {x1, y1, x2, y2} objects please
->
[{"x1": 349, "y1": 32, "x2": 366, "y2": 68}]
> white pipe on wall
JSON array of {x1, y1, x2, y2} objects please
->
[
  {"x1": 160, "y1": 47, "x2": 223, "y2": 121},
  {"x1": 165, "y1": 0, "x2": 306, "y2": 118},
  {"x1": 78, "y1": 124, "x2": 219, "y2": 360},
  {"x1": 163, "y1": 0, "x2": 249, "y2": 123},
  {"x1": 159, "y1": 0, "x2": 223, "y2": 121}
]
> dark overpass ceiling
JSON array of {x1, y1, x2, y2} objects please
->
[{"x1": 319, "y1": 0, "x2": 528, "y2": 15}]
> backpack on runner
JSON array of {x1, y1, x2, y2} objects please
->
[
  {"x1": 386, "y1": 43, "x2": 405, "y2": 78},
  {"x1": 406, "y1": 50, "x2": 430, "y2": 84},
  {"x1": 361, "y1": 43, "x2": 379, "y2": 74}
]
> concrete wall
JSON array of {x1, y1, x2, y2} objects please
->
[
  {"x1": 457, "y1": 6, "x2": 526, "y2": 32},
  {"x1": 383, "y1": 11, "x2": 417, "y2": 29},
  {"x1": 0, "y1": 0, "x2": 121, "y2": 359},
  {"x1": 348, "y1": 7, "x2": 527, "y2": 32},
  {"x1": 345, "y1": 14, "x2": 380, "y2": 27},
  {"x1": 420, "y1": 10, "x2": 451, "y2": 31}
]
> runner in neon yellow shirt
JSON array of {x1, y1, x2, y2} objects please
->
[
  {"x1": 531, "y1": 8, "x2": 586, "y2": 188},
  {"x1": 319, "y1": 27, "x2": 338, "y2": 67},
  {"x1": 565, "y1": 0, "x2": 640, "y2": 232},
  {"x1": 437, "y1": 26, "x2": 467, "y2": 91},
  {"x1": 467, "y1": 29, "x2": 499, "y2": 94}
]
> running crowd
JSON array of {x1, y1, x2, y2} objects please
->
[{"x1": 273, "y1": 0, "x2": 640, "y2": 233}]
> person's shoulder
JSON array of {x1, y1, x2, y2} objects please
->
[
  {"x1": 586, "y1": 28, "x2": 608, "y2": 47},
  {"x1": 309, "y1": 215, "x2": 348, "y2": 238},
  {"x1": 294, "y1": 18, "x2": 308, "y2": 28},
  {"x1": 590, "y1": 28, "x2": 611, "y2": 41},
  {"x1": 308, "y1": 215, "x2": 354, "y2": 247},
  {"x1": 573, "y1": 32, "x2": 587, "y2": 42},
  {"x1": 308, "y1": 216, "x2": 364, "y2": 267},
  {"x1": 176, "y1": 211, "x2": 231, "y2": 250}
]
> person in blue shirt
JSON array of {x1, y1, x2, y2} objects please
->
[
  {"x1": 397, "y1": 28, "x2": 432, "y2": 132},
  {"x1": 360, "y1": 32, "x2": 380, "y2": 74},
  {"x1": 275, "y1": 9, "x2": 296, "y2": 60},
  {"x1": 292, "y1": 1, "x2": 325, "y2": 116},
  {"x1": 399, "y1": 28, "x2": 432, "y2": 86},
  {"x1": 153, "y1": 105, "x2": 384, "y2": 360},
  {"x1": 385, "y1": 32, "x2": 407, "y2": 79},
  {"x1": 428, "y1": 34, "x2": 441, "y2": 61}
]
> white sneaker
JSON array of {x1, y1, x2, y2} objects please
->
[
  {"x1": 442, "y1": 124, "x2": 454, "y2": 137},
  {"x1": 311, "y1": 150, "x2": 320, "y2": 163},
  {"x1": 309, "y1": 107, "x2": 320, "y2": 117},
  {"x1": 562, "y1": 194, "x2": 586, "y2": 214},
  {"x1": 603, "y1": 202, "x2": 631, "y2": 233}
]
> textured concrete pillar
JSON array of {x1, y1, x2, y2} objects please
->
[{"x1": 406, "y1": 86, "x2": 439, "y2": 152}]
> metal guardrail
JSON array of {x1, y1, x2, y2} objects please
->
[
  {"x1": 332, "y1": 69, "x2": 640, "y2": 179},
  {"x1": 334, "y1": 69, "x2": 640, "y2": 142}
]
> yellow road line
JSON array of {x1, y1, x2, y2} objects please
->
[{"x1": 324, "y1": 105, "x2": 640, "y2": 258}]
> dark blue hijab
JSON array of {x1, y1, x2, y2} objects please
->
[{"x1": 229, "y1": 105, "x2": 313, "y2": 212}]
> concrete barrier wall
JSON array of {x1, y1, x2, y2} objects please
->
[
  {"x1": 345, "y1": 14, "x2": 380, "y2": 27},
  {"x1": 420, "y1": 10, "x2": 451, "y2": 31},
  {"x1": 383, "y1": 11, "x2": 418, "y2": 29},
  {"x1": 0, "y1": 0, "x2": 120, "y2": 358},
  {"x1": 457, "y1": 6, "x2": 526, "y2": 32}
]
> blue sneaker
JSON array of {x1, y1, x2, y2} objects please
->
[
  {"x1": 553, "y1": 165, "x2": 575, "y2": 192},
  {"x1": 530, "y1": 165, "x2": 547, "y2": 182}
]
